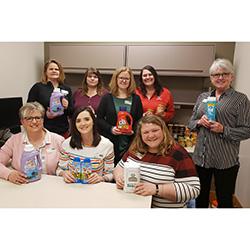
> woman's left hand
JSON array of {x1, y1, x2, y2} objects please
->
[
  {"x1": 209, "y1": 121, "x2": 224, "y2": 133},
  {"x1": 134, "y1": 182, "x2": 156, "y2": 196},
  {"x1": 61, "y1": 98, "x2": 69, "y2": 109},
  {"x1": 155, "y1": 104, "x2": 166, "y2": 116},
  {"x1": 88, "y1": 173, "x2": 104, "y2": 184}
]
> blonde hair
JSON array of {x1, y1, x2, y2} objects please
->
[
  {"x1": 129, "y1": 115, "x2": 175, "y2": 156},
  {"x1": 19, "y1": 102, "x2": 45, "y2": 119},
  {"x1": 41, "y1": 59, "x2": 65, "y2": 84},
  {"x1": 109, "y1": 66, "x2": 136, "y2": 97}
]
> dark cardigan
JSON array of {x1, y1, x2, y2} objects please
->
[{"x1": 96, "y1": 93, "x2": 143, "y2": 165}]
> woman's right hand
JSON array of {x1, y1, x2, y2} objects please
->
[
  {"x1": 115, "y1": 175, "x2": 124, "y2": 189},
  {"x1": 143, "y1": 110, "x2": 154, "y2": 116},
  {"x1": 8, "y1": 170, "x2": 27, "y2": 185},
  {"x1": 197, "y1": 115, "x2": 211, "y2": 129},
  {"x1": 61, "y1": 170, "x2": 76, "y2": 183},
  {"x1": 112, "y1": 126, "x2": 123, "y2": 135},
  {"x1": 46, "y1": 108, "x2": 57, "y2": 119}
]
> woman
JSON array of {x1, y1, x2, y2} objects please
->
[
  {"x1": 188, "y1": 58, "x2": 250, "y2": 208},
  {"x1": 97, "y1": 66, "x2": 143, "y2": 164},
  {"x1": 27, "y1": 59, "x2": 73, "y2": 138},
  {"x1": 0, "y1": 102, "x2": 64, "y2": 184},
  {"x1": 135, "y1": 65, "x2": 175, "y2": 123},
  {"x1": 114, "y1": 115, "x2": 200, "y2": 208},
  {"x1": 73, "y1": 67, "x2": 108, "y2": 113},
  {"x1": 58, "y1": 106, "x2": 114, "y2": 183}
]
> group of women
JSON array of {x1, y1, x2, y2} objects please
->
[{"x1": 0, "y1": 57, "x2": 250, "y2": 208}]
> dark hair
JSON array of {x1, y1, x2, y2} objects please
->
[
  {"x1": 138, "y1": 65, "x2": 163, "y2": 97},
  {"x1": 69, "y1": 106, "x2": 101, "y2": 149},
  {"x1": 81, "y1": 67, "x2": 104, "y2": 96}
]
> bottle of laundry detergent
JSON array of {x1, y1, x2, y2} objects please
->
[
  {"x1": 49, "y1": 88, "x2": 64, "y2": 116},
  {"x1": 206, "y1": 96, "x2": 217, "y2": 121},
  {"x1": 21, "y1": 144, "x2": 42, "y2": 183},
  {"x1": 116, "y1": 106, "x2": 133, "y2": 133},
  {"x1": 81, "y1": 157, "x2": 92, "y2": 184},
  {"x1": 70, "y1": 157, "x2": 82, "y2": 183}
]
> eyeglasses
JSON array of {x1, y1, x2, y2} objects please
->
[
  {"x1": 24, "y1": 116, "x2": 43, "y2": 122},
  {"x1": 118, "y1": 77, "x2": 130, "y2": 82},
  {"x1": 210, "y1": 73, "x2": 230, "y2": 79}
]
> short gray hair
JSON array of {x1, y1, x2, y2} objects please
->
[
  {"x1": 19, "y1": 102, "x2": 45, "y2": 119},
  {"x1": 209, "y1": 58, "x2": 234, "y2": 75}
]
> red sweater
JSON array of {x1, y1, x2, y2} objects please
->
[{"x1": 135, "y1": 87, "x2": 175, "y2": 122}]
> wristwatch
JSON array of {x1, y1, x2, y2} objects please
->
[{"x1": 155, "y1": 184, "x2": 159, "y2": 196}]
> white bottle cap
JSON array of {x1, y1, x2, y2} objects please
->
[
  {"x1": 61, "y1": 90, "x2": 69, "y2": 96},
  {"x1": 24, "y1": 144, "x2": 35, "y2": 152},
  {"x1": 207, "y1": 96, "x2": 216, "y2": 101},
  {"x1": 53, "y1": 88, "x2": 61, "y2": 92}
]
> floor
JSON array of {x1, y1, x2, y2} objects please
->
[{"x1": 209, "y1": 191, "x2": 242, "y2": 208}]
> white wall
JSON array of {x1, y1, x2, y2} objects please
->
[
  {"x1": 233, "y1": 42, "x2": 250, "y2": 207},
  {"x1": 0, "y1": 42, "x2": 44, "y2": 102}
]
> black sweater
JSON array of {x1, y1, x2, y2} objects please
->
[
  {"x1": 97, "y1": 93, "x2": 143, "y2": 164},
  {"x1": 27, "y1": 81, "x2": 73, "y2": 135}
]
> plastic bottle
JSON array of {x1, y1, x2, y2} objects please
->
[
  {"x1": 49, "y1": 88, "x2": 64, "y2": 116},
  {"x1": 81, "y1": 157, "x2": 92, "y2": 184},
  {"x1": 21, "y1": 144, "x2": 42, "y2": 183},
  {"x1": 116, "y1": 106, "x2": 133, "y2": 133},
  {"x1": 71, "y1": 157, "x2": 82, "y2": 183},
  {"x1": 206, "y1": 96, "x2": 217, "y2": 121},
  {"x1": 123, "y1": 159, "x2": 140, "y2": 193}
]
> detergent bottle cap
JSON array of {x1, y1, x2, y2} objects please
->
[
  {"x1": 73, "y1": 157, "x2": 81, "y2": 162},
  {"x1": 61, "y1": 89, "x2": 69, "y2": 96},
  {"x1": 83, "y1": 157, "x2": 91, "y2": 163},
  {"x1": 53, "y1": 88, "x2": 61, "y2": 93},
  {"x1": 24, "y1": 144, "x2": 35, "y2": 152}
]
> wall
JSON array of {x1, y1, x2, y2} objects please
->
[
  {"x1": 233, "y1": 43, "x2": 250, "y2": 207},
  {"x1": 0, "y1": 42, "x2": 44, "y2": 102}
]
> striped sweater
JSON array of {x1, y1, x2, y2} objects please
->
[
  {"x1": 188, "y1": 88, "x2": 250, "y2": 169},
  {"x1": 118, "y1": 144, "x2": 200, "y2": 208},
  {"x1": 58, "y1": 136, "x2": 114, "y2": 181}
]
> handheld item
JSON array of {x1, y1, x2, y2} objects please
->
[
  {"x1": 21, "y1": 144, "x2": 42, "y2": 183},
  {"x1": 123, "y1": 159, "x2": 140, "y2": 193},
  {"x1": 116, "y1": 106, "x2": 133, "y2": 133}
]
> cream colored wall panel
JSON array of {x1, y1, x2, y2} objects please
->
[{"x1": 0, "y1": 42, "x2": 44, "y2": 102}]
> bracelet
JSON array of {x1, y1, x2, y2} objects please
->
[{"x1": 155, "y1": 184, "x2": 159, "y2": 196}]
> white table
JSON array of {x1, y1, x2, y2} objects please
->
[{"x1": 0, "y1": 175, "x2": 152, "y2": 208}]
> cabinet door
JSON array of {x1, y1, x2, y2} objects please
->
[
  {"x1": 127, "y1": 45, "x2": 215, "y2": 76},
  {"x1": 47, "y1": 44, "x2": 126, "y2": 73}
]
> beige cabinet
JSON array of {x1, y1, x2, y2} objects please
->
[
  {"x1": 46, "y1": 43, "x2": 126, "y2": 73},
  {"x1": 127, "y1": 44, "x2": 215, "y2": 76},
  {"x1": 46, "y1": 43, "x2": 215, "y2": 76}
]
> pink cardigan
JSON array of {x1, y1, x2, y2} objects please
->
[{"x1": 0, "y1": 130, "x2": 64, "y2": 180}]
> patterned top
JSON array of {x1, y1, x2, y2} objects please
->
[
  {"x1": 58, "y1": 136, "x2": 114, "y2": 181},
  {"x1": 118, "y1": 144, "x2": 200, "y2": 208},
  {"x1": 188, "y1": 88, "x2": 250, "y2": 169}
]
